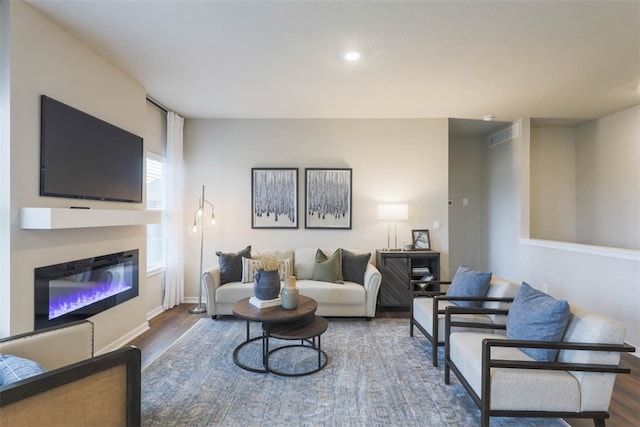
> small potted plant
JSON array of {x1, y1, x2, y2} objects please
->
[{"x1": 253, "y1": 257, "x2": 281, "y2": 300}]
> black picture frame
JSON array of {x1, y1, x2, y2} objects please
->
[
  {"x1": 305, "y1": 168, "x2": 352, "y2": 229},
  {"x1": 251, "y1": 168, "x2": 298, "y2": 229},
  {"x1": 412, "y1": 229, "x2": 431, "y2": 250}
]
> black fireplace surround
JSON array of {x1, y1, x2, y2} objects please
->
[{"x1": 34, "y1": 249, "x2": 139, "y2": 330}]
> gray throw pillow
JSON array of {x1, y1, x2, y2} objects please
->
[
  {"x1": 215, "y1": 246, "x2": 251, "y2": 284},
  {"x1": 0, "y1": 354, "x2": 47, "y2": 386},
  {"x1": 312, "y1": 249, "x2": 343, "y2": 283},
  {"x1": 445, "y1": 265, "x2": 492, "y2": 307},
  {"x1": 506, "y1": 282, "x2": 570, "y2": 362},
  {"x1": 341, "y1": 249, "x2": 370, "y2": 285}
]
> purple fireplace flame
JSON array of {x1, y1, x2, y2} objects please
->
[
  {"x1": 35, "y1": 250, "x2": 139, "y2": 329},
  {"x1": 49, "y1": 274, "x2": 133, "y2": 320}
]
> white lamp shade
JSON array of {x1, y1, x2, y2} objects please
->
[{"x1": 377, "y1": 204, "x2": 408, "y2": 221}]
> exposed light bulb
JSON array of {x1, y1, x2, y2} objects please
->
[
  {"x1": 196, "y1": 207, "x2": 203, "y2": 218},
  {"x1": 345, "y1": 51, "x2": 361, "y2": 62},
  {"x1": 187, "y1": 223, "x2": 199, "y2": 236},
  {"x1": 483, "y1": 115, "x2": 495, "y2": 122},
  {"x1": 209, "y1": 214, "x2": 216, "y2": 226}
]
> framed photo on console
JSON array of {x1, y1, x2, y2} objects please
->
[
  {"x1": 305, "y1": 168, "x2": 352, "y2": 229},
  {"x1": 412, "y1": 229, "x2": 431, "y2": 250},
  {"x1": 251, "y1": 168, "x2": 298, "y2": 229}
]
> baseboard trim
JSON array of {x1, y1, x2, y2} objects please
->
[
  {"x1": 147, "y1": 305, "x2": 165, "y2": 321},
  {"x1": 96, "y1": 321, "x2": 149, "y2": 355}
]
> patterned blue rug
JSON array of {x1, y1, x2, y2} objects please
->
[{"x1": 141, "y1": 318, "x2": 566, "y2": 426}]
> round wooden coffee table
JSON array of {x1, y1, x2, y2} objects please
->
[{"x1": 232, "y1": 296, "x2": 328, "y2": 375}]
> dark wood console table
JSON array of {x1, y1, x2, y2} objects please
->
[{"x1": 376, "y1": 250, "x2": 441, "y2": 310}]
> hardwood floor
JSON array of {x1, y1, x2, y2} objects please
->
[{"x1": 128, "y1": 305, "x2": 639, "y2": 427}]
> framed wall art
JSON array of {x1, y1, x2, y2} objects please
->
[
  {"x1": 305, "y1": 168, "x2": 352, "y2": 229},
  {"x1": 412, "y1": 229, "x2": 431, "y2": 250},
  {"x1": 251, "y1": 168, "x2": 298, "y2": 228}
]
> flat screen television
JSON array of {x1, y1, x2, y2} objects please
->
[{"x1": 40, "y1": 95, "x2": 143, "y2": 203}]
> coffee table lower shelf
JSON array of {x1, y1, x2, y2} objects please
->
[{"x1": 233, "y1": 316, "x2": 329, "y2": 377}]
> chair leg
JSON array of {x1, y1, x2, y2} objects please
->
[
  {"x1": 481, "y1": 410, "x2": 490, "y2": 427},
  {"x1": 432, "y1": 339, "x2": 438, "y2": 367},
  {"x1": 444, "y1": 361, "x2": 450, "y2": 384},
  {"x1": 593, "y1": 418, "x2": 606, "y2": 427},
  {"x1": 410, "y1": 319, "x2": 414, "y2": 337}
]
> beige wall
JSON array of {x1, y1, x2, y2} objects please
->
[
  {"x1": 488, "y1": 117, "x2": 640, "y2": 349},
  {"x1": 448, "y1": 131, "x2": 488, "y2": 273},
  {"x1": 1, "y1": 2, "x2": 11, "y2": 334},
  {"x1": 530, "y1": 105, "x2": 640, "y2": 250},
  {"x1": 576, "y1": 105, "x2": 640, "y2": 249},
  {"x1": 183, "y1": 118, "x2": 451, "y2": 298},
  {"x1": 530, "y1": 126, "x2": 577, "y2": 242},
  {"x1": 3, "y1": 2, "x2": 149, "y2": 351}
]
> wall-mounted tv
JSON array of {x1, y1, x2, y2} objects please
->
[{"x1": 40, "y1": 95, "x2": 143, "y2": 203}]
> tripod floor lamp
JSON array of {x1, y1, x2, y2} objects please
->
[{"x1": 187, "y1": 185, "x2": 215, "y2": 314}]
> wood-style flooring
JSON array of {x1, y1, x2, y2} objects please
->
[{"x1": 127, "y1": 304, "x2": 639, "y2": 427}]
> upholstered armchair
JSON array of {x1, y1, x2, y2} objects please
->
[
  {"x1": 443, "y1": 284, "x2": 635, "y2": 427},
  {"x1": 0, "y1": 320, "x2": 141, "y2": 427},
  {"x1": 410, "y1": 269, "x2": 519, "y2": 366}
]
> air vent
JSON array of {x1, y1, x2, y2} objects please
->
[{"x1": 488, "y1": 124, "x2": 519, "y2": 147}]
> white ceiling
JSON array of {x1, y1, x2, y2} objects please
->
[{"x1": 26, "y1": 0, "x2": 640, "y2": 120}]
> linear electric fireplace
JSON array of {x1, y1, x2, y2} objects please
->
[{"x1": 35, "y1": 249, "x2": 139, "y2": 330}]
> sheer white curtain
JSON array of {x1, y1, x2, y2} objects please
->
[{"x1": 163, "y1": 112, "x2": 185, "y2": 309}]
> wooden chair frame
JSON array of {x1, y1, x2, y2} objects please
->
[
  {"x1": 410, "y1": 280, "x2": 513, "y2": 366},
  {"x1": 443, "y1": 306, "x2": 635, "y2": 427}
]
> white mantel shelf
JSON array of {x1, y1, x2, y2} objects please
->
[{"x1": 20, "y1": 207, "x2": 161, "y2": 229}]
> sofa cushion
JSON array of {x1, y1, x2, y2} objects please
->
[
  {"x1": 216, "y1": 246, "x2": 251, "y2": 284},
  {"x1": 294, "y1": 248, "x2": 319, "y2": 280},
  {"x1": 413, "y1": 298, "x2": 494, "y2": 343},
  {"x1": 341, "y1": 249, "x2": 370, "y2": 285},
  {"x1": 449, "y1": 332, "x2": 580, "y2": 412},
  {"x1": 296, "y1": 280, "x2": 364, "y2": 304},
  {"x1": 506, "y1": 282, "x2": 570, "y2": 362},
  {"x1": 558, "y1": 306, "x2": 626, "y2": 411},
  {"x1": 445, "y1": 266, "x2": 491, "y2": 307},
  {"x1": 482, "y1": 277, "x2": 520, "y2": 325},
  {"x1": 0, "y1": 354, "x2": 47, "y2": 386},
  {"x1": 312, "y1": 249, "x2": 343, "y2": 283}
]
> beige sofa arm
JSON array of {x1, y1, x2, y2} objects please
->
[
  {"x1": 0, "y1": 320, "x2": 94, "y2": 371},
  {"x1": 202, "y1": 266, "x2": 222, "y2": 317},
  {"x1": 363, "y1": 263, "x2": 382, "y2": 318}
]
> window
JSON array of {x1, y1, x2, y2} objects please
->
[{"x1": 146, "y1": 151, "x2": 165, "y2": 274}]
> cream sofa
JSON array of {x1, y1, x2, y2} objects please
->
[{"x1": 202, "y1": 248, "x2": 381, "y2": 319}]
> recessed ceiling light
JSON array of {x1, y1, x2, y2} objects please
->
[
  {"x1": 483, "y1": 115, "x2": 495, "y2": 122},
  {"x1": 345, "y1": 51, "x2": 361, "y2": 62}
]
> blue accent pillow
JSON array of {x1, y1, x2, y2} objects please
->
[
  {"x1": 506, "y1": 282, "x2": 570, "y2": 362},
  {"x1": 341, "y1": 249, "x2": 370, "y2": 285},
  {"x1": 445, "y1": 265, "x2": 492, "y2": 307},
  {"x1": 216, "y1": 245, "x2": 251, "y2": 284},
  {"x1": 0, "y1": 354, "x2": 47, "y2": 386}
]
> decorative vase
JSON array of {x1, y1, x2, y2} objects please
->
[
  {"x1": 253, "y1": 270, "x2": 281, "y2": 300},
  {"x1": 281, "y1": 276, "x2": 299, "y2": 309}
]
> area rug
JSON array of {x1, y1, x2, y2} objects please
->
[{"x1": 142, "y1": 318, "x2": 566, "y2": 426}]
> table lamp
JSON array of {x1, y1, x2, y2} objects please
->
[{"x1": 377, "y1": 204, "x2": 408, "y2": 251}]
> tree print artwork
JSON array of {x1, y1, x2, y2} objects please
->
[
  {"x1": 305, "y1": 168, "x2": 352, "y2": 229},
  {"x1": 252, "y1": 168, "x2": 298, "y2": 228}
]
